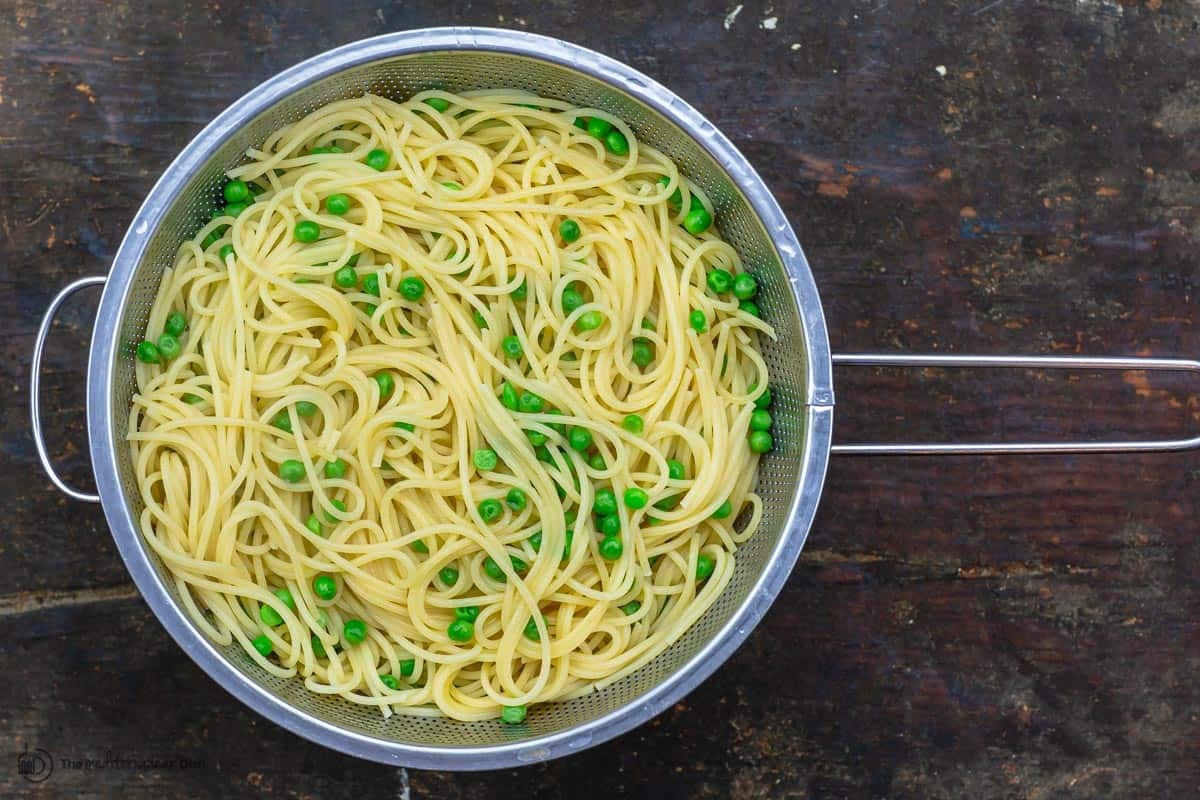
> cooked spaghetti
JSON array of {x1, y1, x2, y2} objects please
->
[{"x1": 128, "y1": 91, "x2": 776, "y2": 722}]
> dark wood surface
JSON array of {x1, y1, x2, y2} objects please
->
[{"x1": 3, "y1": 1, "x2": 1199, "y2": 797}]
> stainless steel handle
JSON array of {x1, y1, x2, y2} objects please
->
[
  {"x1": 31, "y1": 275, "x2": 106, "y2": 501},
  {"x1": 831, "y1": 353, "x2": 1200, "y2": 455}
]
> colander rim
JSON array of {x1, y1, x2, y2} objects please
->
[{"x1": 85, "y1": 26, "x2": 835, "y2": 769}]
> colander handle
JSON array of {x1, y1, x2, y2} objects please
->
[
  {"x1": 31, "y1": 275, "x2": 106, "y2": 503},
  {"x1": 830, "y1": 352, "x2": 1200, "y2": 455}
]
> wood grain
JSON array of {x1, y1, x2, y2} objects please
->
[{"x1": 2, "y1": 0, "x2": 1199, "y2": 797}]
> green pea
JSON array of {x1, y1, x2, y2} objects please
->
[
  {"x1": 305, "y1": 514, "x2": 322, "y2": 536},
  {"x1": 535, "y1": 445, "x2": 553, "y2": 463},
  {"x1": 296, "y1": 401, "x2": 318, "y2": 418},
  {"x1": 594, "y1": 488, "x2": 618, "y2": 517},
  {"x1": 622, "y1": 414, "x2": 644, "y2": 434},
  {"x1": 568, "y1": 426, "x2": 593, "y2": 452},
  {"x1": 574, "y1": 117, "x2": 588, "y2": 130},
  {"x1": 343, "y1": 619, "x2": 368, "y2": 644},
  {"x1": 400, "y1": 275, "x2": 425, "y2": 301},
  {"x1": 473, "y1": 309, "x2": 489, "y2": 328},
  {"x1": 334, "y1": 265, "x2": 358, "y2": 288},
  {"x1": 586, "y1": 118, "x2": 613, "y2": 138},
  {"x1": 696, "y1": 554, "x2": 716, "y2": 581},
  {"x1": 712, "y1": 499, "x2": 733, "y2": 519},
  {"x1": 748, "y1": 430, "x2": 774, "y2": 453},
  {"x1": 523, "y1": 616, "x2": 541, "y2": 641},
  {"x1": 562, "y1": 529, "x2": 575, "y2": 561},
  {"x1": 707, "y1": 268, "x2": 733, "y2": 294},
  {"x1": 219, "y1": 244, "x2": 234, "y2": 261},
  {"x1": 439, "y1": 566, "x2": 460, "y2": 586},
  {"x1": 750, "y1": 409, "x2": 772, "y2": 431},
  {"x1": 526, "y1": 429, "x2": 547, "y2": 446},
  {"x1": 411, "y1": 539, "x2": 428, "y2": 554},
  {"x1": 201, "y1": 230, "x2": 221, "y2": 249},
  {"x1": 529, "y1": 530, "x2": 542, "y2": 551},
  {"x1": 313, "y1": 574, "x2": 338, "y2": 600},
  {"x1": 311, "y1": 635, "x2": 326, "y2": 659},
  {"x1": 512, "y1": 279, "x2": 528, "y2": 301},
  {"x1": 447, "y1": 619, "x2": 474, "y2": 642},
  {"x1": 260, "y1": 603, "x2": 283, "y2": 627},
  {"x1": 559, "y1": 219, "x2": 581, "y2": 242},
  {"x1": 473, "y1": 449, "x2": 498, "y2": 471},
  {"x1": 688, "y1": 309, "x2": 708, "y2": 333},
  {"x1": 400, "y1": 658, "x2": 416, "y2": 677},
  {"x1": 223, "y1": 202, "x2": 248, "y2": 218},
  {"x1": 479, "y1": 499, "x2": 503, "y2": 523},
  {"x1": 632, "y1": 338, "x2": 654, "y2": 367},
  {"x1": 223, "y1": 179, "x2": 249, "y2": 204},
  {"x1": 325, "y1": 193, "x2": 351, "y2": 215},
  {"x1": 380, "y1": 674, "x2": 400, "y2": 690},
  {"x1": 623, "y1": 487, "x2": 648, "y2": 509},
  {"x1": 656, "y1": 175, "x2": 684, "y2": 209},
  {"x1": 136, "y1": 341, "x2": 161, "y2": 364},
  {"x1": 654, "y1": 494, "x2": 680, "y2": 511},
  {"x1": 294, "y1": 220, "x2": 320, "y2": 243},
  {"x1": 274, "y1": 588, "x2": 295, "y2": 610},
  {"x1": 500, "y1": 382, "x2": 519, "y2": 410},
  {"x1": 310, "y1": 145, "x2": 344, "y2": 155},
  {"x1": 545, "y1": 408, "x2": 568, "y2": 436},
  {"x1": 604, "y1": 130, "x2": 629, "y2": 155},
  {"x1": 502, "y1": 335, "x2": 523, "y2": 359},
  {"x1": 506, "y1": 488, "x2": 527, "y2": 511},
  {"x1": 733, "y1": 273, "x2": 758, "y2": 300},
  {"x1": 324, "y1": 458, "x2": 347, "y2": 479},
  {"x1": 620, "y1": 600, "x2": 641, "y2": 615},
  {"x1": 455, "y1": 605, "x2": 480, "y2": 622},
  {"x1": 362, "y1": 273, "x2": 381, "y2": 297},
  {"x1": 739, "y1": 300, "x2": 761, "y2": 318},
  {"x1": 365, "y1": 148, "x2": 390, "y2": 171},
  {"x1": 684, "y1": 203, "x2": 713, "y2": 235},
  {"x1": 576, "y1": 310, "x2": 604, "y2": 331},
  {"x1": 589, "y1": 452, "x2": 606, "y2": 471},
  {"x1": 667, "y1": 460, "x2": 686, "y2": 480},
  {"x1": 271, "y1": 412, "x2": 292, "y2": 433},
  {"x1": 183, "y1": 393, "x2": 204, "y2": 404},
  {"x1": 323, "y1": 498, "x2": 347, "y2": 523},
  {"x1": 279, "y1": 459, "x2": 305, "y2": 482},
  {"x1": 562, "y1": 287, "x2": 584, "y2": 314},
  {"x1": 424, "y1": 96, "x2": 450, "y2": 112},
  {"x1": 441, "y1": 181, "x2": 462, "y2": 191},
  {"x1": 374, "y1": 371, "x2": 395, "y2": 398},
  {"x1": 252, "y1": 635, "x2": 273, "y2": 657},
  {"x1": 518, "y1": 391, "x2": 544, "y2": 413},
  {"x1": 599, "y1": 536, "x2": 623, "y2": 560},
  {"x1": 501, "y1": 705, "x2": 527, "y2": 724},
  {"x1": 164, "y1": 311, "x2": 188, "y2": 337},
  {"x1": 157, "y1": 333, "x2": 181, "y2": 360},
  {"x1": 598, "y1": 514, "x2": 620, "y2": 537},
  {"x1": 755, "y1": 386, "x2": 772, "y2": 409},
  {"x1": 346, "y1": 253, "x2": 361, "y2": 267}
]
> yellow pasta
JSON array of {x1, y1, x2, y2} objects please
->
[{"x1": 128, "y1": 91, "x2": 775, "y2": 721}]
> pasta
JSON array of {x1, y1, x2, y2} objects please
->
[{"x1": 128, "y1": 91, "x2": 776, "y2": 722}]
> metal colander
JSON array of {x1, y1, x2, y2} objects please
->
[
  {"x1": 33, "y1": 27, "x2": 1200, "y2": 769},
  {"x1": 29, "y1": 29, "x2": 834, "y2": 768}
]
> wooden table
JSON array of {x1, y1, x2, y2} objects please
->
[{"x1": 3, "y1": 1, "x2": 1198, "y2": 796}]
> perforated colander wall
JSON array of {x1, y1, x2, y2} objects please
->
[{"x1": 107, "y1": 44, "x2": 815, "y2": 751}]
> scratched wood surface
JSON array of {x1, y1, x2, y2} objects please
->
[{"x1": 2, "y1": 0, "x2": 1199, "y2": 797}]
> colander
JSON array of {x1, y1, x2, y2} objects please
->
[{"x1": 28, "y1": 28, "x2": 1200, "y2": 769}]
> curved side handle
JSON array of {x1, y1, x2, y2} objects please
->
[
  {"x1": 831, "y1": 353, "x2": 1200, "y2": 455},
  {"x1": 31, "y1": 276, "x2": 106, "y2": 501}
]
